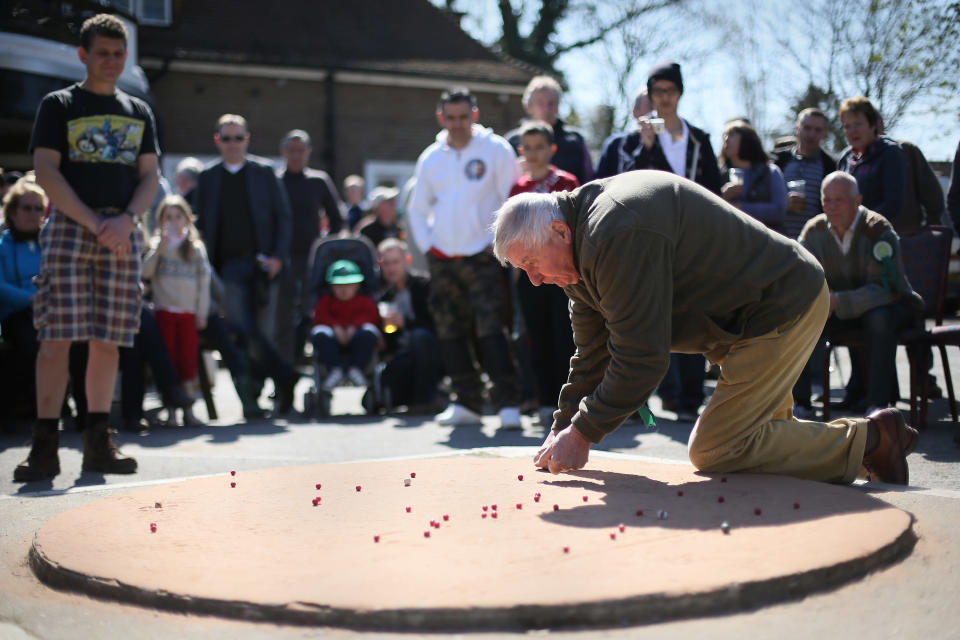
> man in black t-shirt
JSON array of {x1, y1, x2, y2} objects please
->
[{"x1": 16, "y1": 14, "x2": 160, "y2": 482}]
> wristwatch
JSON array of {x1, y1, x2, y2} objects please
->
[{"x1": 123, "y1": 209, "x2": 140, "y2": 224}]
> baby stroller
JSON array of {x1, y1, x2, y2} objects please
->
[{"x1": 301, "y1": 235, "x2": 383, "y2": 418}]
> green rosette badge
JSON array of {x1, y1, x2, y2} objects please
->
[
  {"x1": 873, "y1": 240, "x2": 897, "y2": 292},
  {"x1": 638, "y1": 403, "x2": 656, "y2": 428}
]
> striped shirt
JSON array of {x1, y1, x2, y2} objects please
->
[{"x1": 781, "y1": 153, "x2": 826, "y2": 239}]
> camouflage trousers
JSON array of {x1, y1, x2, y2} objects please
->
[{"x1": 427, "y1": 251, "x2": 520, "y2": 412}]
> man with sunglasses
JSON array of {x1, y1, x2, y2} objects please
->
[
  {"x1": 17, "y1": 13, "x2": 159, "y2": 481},
  {"x1": 193, "y1": 114, "x2": 298, "y2": 417}
]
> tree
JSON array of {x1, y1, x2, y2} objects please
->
[
  {"x1": 434, "y1": 0, "x2": 714, "y2": 144},
  {"x1": 785, "y1": 84, "x2": 846, "y2": 153},
  {"x1": 771, "y1": 0, "x2": 960, "y2": 142},
  {"x1": 493, "y1": 0, "x2": 680, "y2": 76}
]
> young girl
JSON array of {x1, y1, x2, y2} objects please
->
[{"x1": 142, "y1": 195, "x2": 211, "y2": 426}]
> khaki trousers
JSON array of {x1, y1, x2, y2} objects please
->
[{"x1": 688, "y1": 283, "x2": 868, "y2": 483}]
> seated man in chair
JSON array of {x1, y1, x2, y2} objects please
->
[{"x1": 799, "y1": 171, "x2": 923, "y2": 414}]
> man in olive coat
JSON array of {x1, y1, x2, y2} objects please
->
[{"x1": 492, "y1": 171, "x2": 918, "y2": 484}]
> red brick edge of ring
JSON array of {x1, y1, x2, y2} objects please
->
[{"x1": 28, "y1": 523, "x2": 917, "y2": 631}]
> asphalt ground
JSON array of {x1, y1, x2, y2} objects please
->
[{"x1": 1, "y1": 343, "x2": 959, "y2": 639}]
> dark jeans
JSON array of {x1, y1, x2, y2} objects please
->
[
  {"x1": 825, "y1": 301, "x2": 917, "y2": 407},
  {"x1": 657, "y1": 353, "x2": 706, "y2": 410},
  {"x1": 382, "y1": 328, "x2": 443, "y2": 406},
  {"x1": 516, "y1": 273, "x2": 574, "y2": 407},
  {"x1": 2, "y1": 308, "x2": 87, "y2": 422},
  {"x1": 219, "y1": 257, "x2": 296, "y2": 385},
  {"x1": 312, "y1": 326, "x2": 378, "y2": 372},
  {"x1": 200, "y1": 314, "x2": 247, "y2": 380},
  {"x1": 269, "y1": 253, "x2": 311, "y2": 364},
  {"x1": 119, "y1": 307, "x2": 180, "y2": 421}
]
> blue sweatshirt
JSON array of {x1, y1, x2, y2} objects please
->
[{"x1": 0, "y1": 229, "x2": 41, "y2": 321}]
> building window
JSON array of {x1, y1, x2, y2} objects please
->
[
  {"x1": 105, "y1": 0, "x2": 171, "y2": 26},
  {"x1": 137, "y1": 0, "x2": 171, "y2": 25},
  {"x1": 105, "y1": 0, "x2": 134, "y2": 13}
]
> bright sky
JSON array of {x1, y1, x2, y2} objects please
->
[{"x1": 447, "y1": 0, "x2": 959, "y2": 163}]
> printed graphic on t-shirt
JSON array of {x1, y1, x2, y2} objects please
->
[
  {"x1": 67, "y1": 115, "x2": 144, "y2": 165},
  {"x1": 464, "y1": 159, "x2": 487, "y2": 180}
]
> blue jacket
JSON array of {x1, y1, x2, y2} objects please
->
[
  {"x1": 837, "y1": 136, "x2": 905, "y2": 220},
  {"x1": 0, "y1": 229, "x2": 41, "y2": 321}
]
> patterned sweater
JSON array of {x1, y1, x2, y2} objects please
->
[{"x1": 141, "y1": 238, "x2": 212, "y2": 318}]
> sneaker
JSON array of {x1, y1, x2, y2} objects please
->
[
  {"x1": 322, "y1": 367, "x2": 345, "y2": 389},
  {"x1": 435, "y1": 403, "x2": 482, "y2": 425},
  {"x1": 498, "y1": 406, "x2": 523, "y2": 430},
  {"x1": 346, "y1": 367, "x2": 367, "y2": 387}
]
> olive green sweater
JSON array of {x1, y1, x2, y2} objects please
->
[
  {"x1": 554, "y1": 171, "x2": 825, "y2": 443},
  {"x1": 798, "y1": 206, "x2": 923, "y2": 320}
]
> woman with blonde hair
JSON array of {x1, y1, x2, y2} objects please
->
[{"x1": 141, "y1": 194, "x2": 211, "y2": 426}]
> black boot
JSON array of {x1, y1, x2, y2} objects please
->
[
  {"x1": 13, "y1": 419, "x2": 60, "y2": 482},
  {"x1": 234, "y1": 375, "x2": 267, "y2": 419},
  {"x1": 273, "y1": 375, "x2": 298, "y2": 415},
  {"x1": 82, "y1": 413, "x2": 137, "y2": 474}
]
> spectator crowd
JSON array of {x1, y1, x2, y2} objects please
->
[{"x1": 3, "y1": 13, "x2": 960, "y2": 483}]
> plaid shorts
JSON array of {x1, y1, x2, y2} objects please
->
[{"x1": 33, "y1": 209, "x2": 143, "y2": 347}]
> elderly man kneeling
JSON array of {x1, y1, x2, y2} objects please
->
[{"x1": 492, "y1": 171, "x2": 917, "y2": 484}]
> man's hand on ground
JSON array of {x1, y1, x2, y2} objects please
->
[{"x1": 533, "y1": 425, "x2": 591, "y2": 474}]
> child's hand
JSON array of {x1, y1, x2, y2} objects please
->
[
  {"x1": 383, "y1": 310, "x2": 405, "y2": 330},
  {"x1": 157, "y1": 224, "x2": 173, "y2": 249},
  {"x1": 195, "y1": 315, "x2": 207, "y2": 331}
]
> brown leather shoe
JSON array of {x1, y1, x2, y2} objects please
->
[{"x1": 863, "y1": 408, "x2": 918, "y2": 485}]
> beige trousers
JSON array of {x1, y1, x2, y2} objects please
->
[{"x1": 688, "y1": 283, "x2": 868, "y2": 483}]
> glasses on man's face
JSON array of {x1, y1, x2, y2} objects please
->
[
  {"x1": 651, "y1": 87, "x2": 679, "y2": 98},
  {"x1": 18, "y1": 204, "x2": 44, "y2": 213},
  {"x1": 219, "y1": 135, "x2": 247, "y2": 143}
]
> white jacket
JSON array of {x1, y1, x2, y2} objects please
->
[{"x1": 408, "y1": 124, "x2": 520, "y2": 257}]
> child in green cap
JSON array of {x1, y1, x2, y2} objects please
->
[{"x1": 311, "y1": 259, "x2": 381, "y2": 389}]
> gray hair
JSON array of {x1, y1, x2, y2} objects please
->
[
  {"x1": 491, "y1": 192, "x2": 563, "y2": 265},
  {"x1": 821, "y1": 171, "x2": 860, "y2": 197},
  {"x1": 174, "y1": 156, "x2": 204, "y2": 180},
  {"x1": 281, "y1": 128, "x2": 312, "y2": 149},
  {"x1": 522, "y1": 75, "x2": 563, "y2": 108}
]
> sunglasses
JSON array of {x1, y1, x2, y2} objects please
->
[
  {"x1": 219, "y1": 135, "x2": 247, "y2": 143},
  {"x1": 18, "y1": 204, "x2": 45, "y2": 213}
]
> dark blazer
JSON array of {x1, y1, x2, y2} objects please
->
[{"x1": 193, "y1": 156, "x2": 293, "y2": 263}]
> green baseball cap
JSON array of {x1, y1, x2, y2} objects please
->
[{"x1": 326, "y1": 259, "x2": 364, "y2": 284}]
